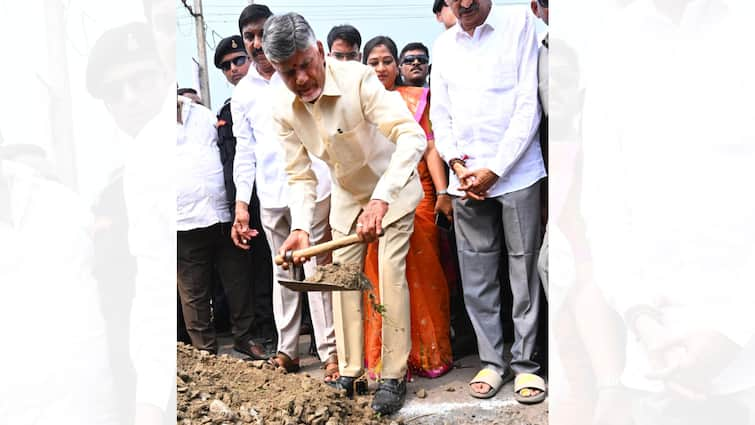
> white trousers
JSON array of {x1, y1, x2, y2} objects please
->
[{"x1": 260, "y1": 196, "x2": 337, "y2": 361}]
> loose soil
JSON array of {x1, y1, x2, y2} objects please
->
[
  {"x1": 305, "y1": 262, "x2": 372, "y2": 290},
  {"x1": 177, "y1": 343, "x2": 391, "y2": 425}
]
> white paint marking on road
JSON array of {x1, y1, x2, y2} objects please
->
[{"x1": 400, "y1": 397, "x2": 519, "y2": 416}]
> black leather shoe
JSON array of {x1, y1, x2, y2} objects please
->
[
  {"x1": 371, "y1": 379, "x2": 407, "y2": 415},
  {"x1": 331, "y1": 376, "x2": 357, "y2": 398},
  {"x1": 232, "y1": 340, "x2": 268, "y2": 360}
]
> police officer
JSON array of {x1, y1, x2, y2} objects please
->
[{"x1": 213, "y1": 35, "x2": 277, "y2": 354}]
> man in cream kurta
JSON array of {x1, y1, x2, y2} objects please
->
[{"x1": 262, "y1": 13, "x2": 426, "y2": 415}]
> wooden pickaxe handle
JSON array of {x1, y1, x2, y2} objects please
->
[{"x1": 274, "y1": 233, "x2": 364, "y2": 266}]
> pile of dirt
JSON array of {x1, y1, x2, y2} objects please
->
[
  {"x1": 305, "y1": 262, "x2": 372, "y2": 290},
  {"x1": 177, "y1": 343, "x2": 391, "y2": 425}
]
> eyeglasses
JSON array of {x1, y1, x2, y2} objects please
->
[
  {"x1": 220, "y1": 55, "x2": 248, "y2": 71},
  {"x1": 332, "y1": 51, "x2": 359, "y2": 60},
  {"x1": 401, "y1": 54, "x2": 429, "y2": 65}
]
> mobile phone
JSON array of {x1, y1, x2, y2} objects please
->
[{"x1": 435, "y1": 213, "x2": 452, "y2": 232}]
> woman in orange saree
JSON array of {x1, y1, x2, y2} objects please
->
[{"x1": 361, "y1": 36, "x2": 453, "y2": 379}]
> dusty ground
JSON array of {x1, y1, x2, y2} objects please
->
[
  {"x1": 177, "y1": 343, "x2": 387, "y2": 425},
  {"x1": 177, "y1": 338, "x2": 548, "y2": 425}
]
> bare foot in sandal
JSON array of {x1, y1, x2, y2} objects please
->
[
  {"x1": 267, "y1": 352, "x2": 300, "y2": 373},
  {"x1": 514, "y1": 373, "x2": 547, "y2": 404},
  {"x1": 468, "y1": 369, "x2": 511, "y2": 399},
  {"x1": 470, "y1": 382, "x2": 494, "y2": 396},
  {"x1": 322, "y1": 354, "x2": 340, "y2": 385}
]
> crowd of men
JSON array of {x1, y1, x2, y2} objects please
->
[{"x1": 176, "y1": 0, "x2": 550, "y2": 416}]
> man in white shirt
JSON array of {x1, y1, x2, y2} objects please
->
[
  {"x1": 177, "y1": 96, "x2": 263, "y2": 359},
  {"x1": 214, "y1": 34, "x2": 278, "y2": 355},
  {"x1": 430, "y1": 0, "x2": 546, "y2": 403},
  {"x1": 230, "y1": 4, "x2": 338, "y2": 378}
]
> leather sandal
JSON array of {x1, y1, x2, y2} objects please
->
[
  {"x1": 322, "y1": 354, "x2": 340, "y2": 385},
  {"x1": 232, "y1": 340, "x2": 268, "y2": 361},
  {"x1": 266, "y1": 351, "x2": 300, "y2": 373}
]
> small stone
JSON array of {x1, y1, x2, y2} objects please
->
[
  {"x1": 325, "y1": 419, "x2": 339, "y2": 425},
  {"x1": 177, "y1": 386, "x2": 188, "y2": 393},
  {"x1": 209, "y1": 399, "x2": 230, "y2": 414},
  {"x1": 293, "y1": 403, "x2": 304, "y2": 418},
  {"x1": 446, "y1": 387, "x2": 456, "y2": 392},
  {"x1": 250, "y1": 360, "x2": 266, "y2": 369},
  {"x1": 314, "y1": 406, "x2": 329, "y2": 417},
  {"x1": 415, "y1": 388, "x2": 427, "y2": 399}
]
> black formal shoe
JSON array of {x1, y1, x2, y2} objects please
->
[
  {"x1": 232, "y1": 340, "x2": 268, "y2": 360},
  {"x1": 331, "y1": 376, "x2": 356, "y2": 398},
  {"x1": 371, "y1": 379, "x2": 407, "y2": 416}
]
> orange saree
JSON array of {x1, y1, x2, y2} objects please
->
[{"x1": 362, "y1": 86, "x2": 452, "y2": 379}]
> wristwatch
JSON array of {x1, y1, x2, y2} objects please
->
[{"x1": 437, "y1": 189, "x2": 449, "y2": 196}]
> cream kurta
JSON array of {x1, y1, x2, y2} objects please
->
[{"x1": 271, "y1": 58, "x2": 427, "y2": 236}]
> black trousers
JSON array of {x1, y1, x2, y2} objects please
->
[
  {"x1": 177, "y1": 222, "x2": 254, "y2": 352},
  {"x1": 246, "y1": 186, "x2": 276, "y2": 343}
]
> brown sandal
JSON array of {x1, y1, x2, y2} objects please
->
[
  {"x1": 267, "y1": 352, "x2": 300, "y2": 373},
  {"x1": 322, "y1": 354, "x2": 340, "y2": 384}
]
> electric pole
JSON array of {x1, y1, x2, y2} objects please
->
[{"x1": 193, "y1": 0, "x2": 211, "y2": 107}]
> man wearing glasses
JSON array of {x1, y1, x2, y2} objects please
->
[
  {"x1": 215, "y1": 36, "x2": 251, "y2": 86},
  {"x1": 430, "y1": 0, "x2": 547, "y2": 404},
  {"x1": 326, "y1": 24, "x2": 363, "y2": 62},
  {"x1": 398, "y1": 42, "x2": 430, "y2": 87},
  {"x1": 213, "y1": 34, "x2": 279, "y2": 359}
]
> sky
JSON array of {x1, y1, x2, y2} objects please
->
[{"x1": 176, "y1": 0, "x2": 540, "y2": 111}]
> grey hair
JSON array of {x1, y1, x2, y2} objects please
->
[{"x1": 262, "y1": 13, "x2": 317, "y2": 63}]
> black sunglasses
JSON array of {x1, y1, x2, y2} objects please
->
[
  {"x1": 220, "y1": 55, "x2": 248, "y2": 71},
  {"x1": 401, "y1": 54, "x2": 429, "y2": 65}
]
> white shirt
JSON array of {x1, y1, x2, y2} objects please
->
[
  {"x1": 231, "y1": 66, "x2": 331, "y2": 210},
  {"x1": 430, "y1": 5, "x2": 546, "y2": 198},
  {"x1": 176, "y1": 96, "x2": 230, "y2": 230}
]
